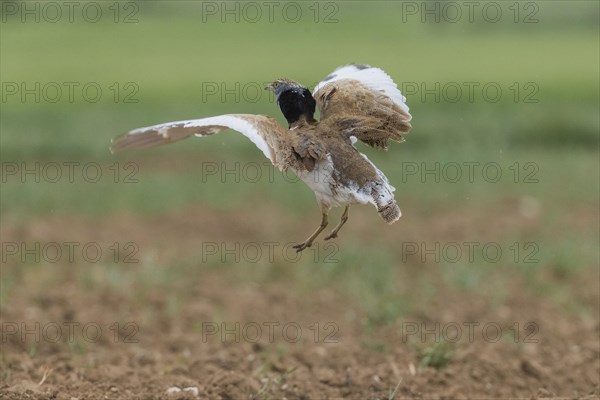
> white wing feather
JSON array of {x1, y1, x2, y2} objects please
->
[
  {"x1": 314, "y1": 64, "x2": 410, "y2": 114},
  {"x1": 112, "y1": 114, "x2": 276, "y2": 162},
  {"x1": 189, "y1": 116, "x2": 272, "y2": 160}
]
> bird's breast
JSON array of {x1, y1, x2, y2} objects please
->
[{"x1": 296, "y1": 154, "x2": 375, "y2": 207}]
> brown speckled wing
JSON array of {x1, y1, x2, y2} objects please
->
[
  {"x1": 110, "y1": 114, "x2": 310, "y2": 171},
  {"x1": 313, "y1": 65, "x2": 412, "y2": 149}
]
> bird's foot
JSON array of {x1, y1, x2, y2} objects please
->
[
  {"x1": 324, "y1": 232, "x2": 338, "y2": 241},
  {"x1": 293, "y1": 241, "x2": 312, "y2": 253}
]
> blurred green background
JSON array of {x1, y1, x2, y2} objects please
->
[
  {"x1": 1, "y1": 1, "x2": 598, "y2": 217},
  {"x1": 1, "y1": 0, "x2": 598, "y2": 334}
]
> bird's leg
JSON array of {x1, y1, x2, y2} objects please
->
[
  {"x1": 293, "y1": 205, "x2": 329, "y2": 252},
  {"x1": 324, "y1": 205, "x2": 350, "y2": 241}
]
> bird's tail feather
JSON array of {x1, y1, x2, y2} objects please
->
[{"x1": 378, "y1": 200, "x2": 401, "y2": 224}]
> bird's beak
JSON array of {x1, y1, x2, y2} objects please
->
[{"x1": 264, "y1": 83, "x2": 273, "y2": 91}]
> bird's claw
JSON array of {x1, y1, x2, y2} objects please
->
[
  {"x1": 293, "y1": 242, "x2": 312, "y2": 252},
  {"x1": 324, "y1": 233, "x2": 337, "y2": 241}
]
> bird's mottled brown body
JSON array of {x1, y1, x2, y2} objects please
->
[
  {"x1": 287, "y1": 121, "x2": 397, "y2": 212},
  {"x1": 111, "y1": 64, "x2": 413, "y2": 250}
]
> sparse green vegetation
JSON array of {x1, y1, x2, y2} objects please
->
[{"x1": 418, "y1": 341, "x2": 454, "y2": 370}]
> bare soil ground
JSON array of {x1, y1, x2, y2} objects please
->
[{"x1": 1, "y1": 204, "x2": 598, "y2": 399}]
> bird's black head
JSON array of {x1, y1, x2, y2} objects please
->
[{"x1": 266, "y1": 79, "x2": 316, "y2": 128}]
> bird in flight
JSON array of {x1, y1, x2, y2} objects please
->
[{"x1": 111, "y1": 64, "x2": 412, "y2": 251}]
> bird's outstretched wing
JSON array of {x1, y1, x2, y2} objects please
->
[
  {"x1": 313, "y1": 64, "x2": 412, "y2": 149},
  {"x1": 110, "y1": 114, "x2": 322, "y2": 171}
]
